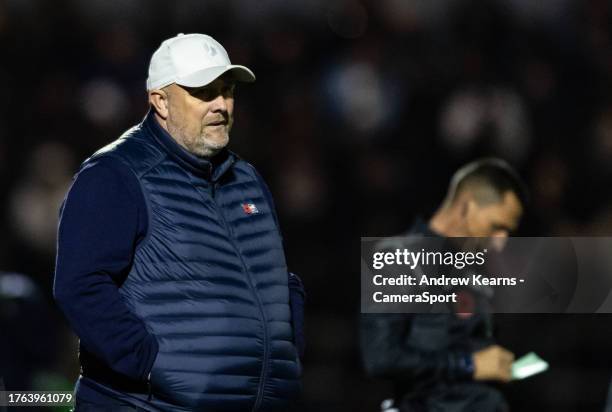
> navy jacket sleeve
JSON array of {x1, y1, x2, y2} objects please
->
[
  {"x1": 53, "y1": 157, "x2": 158, "y2": 381},
  {"x1": 360, "y1": 314, "x2": 473, "y2": 384}
]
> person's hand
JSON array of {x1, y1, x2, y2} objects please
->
[{"x1": 472, "y1": 345, "x2": 514, "y2": 382}]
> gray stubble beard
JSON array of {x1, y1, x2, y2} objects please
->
[{"x1": 167, "y1": 122, "x2": 228, "y2": 158}]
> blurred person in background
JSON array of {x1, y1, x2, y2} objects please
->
[
  {"x1": 53, "y1": 33, "x2": 304, "y2": 412},
  {"x1": 8, "y1": 142, "x2": 75, "y2": 287},
  {"x1": 361, "y1": 158, "x2": 526, "y2": 412},
  {"x1": 9, "y1": 142, "x2": 75, "y2": 257}
]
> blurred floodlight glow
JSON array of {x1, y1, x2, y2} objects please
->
[
  {"x1": 0, "y1": 273, "x2": 35, "y2": 299},
  {"x1": 440, "y1": 87, "x2": 530, "y2": 161},
  {"x1": 332, "y1": 62, "x2": 386, "y2": 134},
  {"x1": 80, "y1": 78, "x2": 129, "y2": 126}
]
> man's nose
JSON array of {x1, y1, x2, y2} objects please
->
[{"x1": 210, "y1": 94, "x2": 228, "y2": 112}]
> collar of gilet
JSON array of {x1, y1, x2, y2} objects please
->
[{"x1": 143, "y1": 109, "x2": 236, "y2": 182}]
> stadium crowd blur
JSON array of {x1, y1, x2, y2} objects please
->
[{"x1": 1, "y1": 0, "x2": 612, "y2": 411}]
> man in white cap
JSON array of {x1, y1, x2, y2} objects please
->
[{"x1": 54, "y1": 33, "x2": 304, "y2": 412}]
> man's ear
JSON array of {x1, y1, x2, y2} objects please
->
[
  {"x1": 461, "y1": 196, "x2": 477, "y2": 219},
  {"x1": 148, "y1": 89, "x2": 170, "y2": 119}
]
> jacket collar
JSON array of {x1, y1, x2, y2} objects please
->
[
  {"x1": 409, "y1": 217, "x2": 464, "y2": 253},
  {"x1": 143, "y1": 110, "x2": 235, "y2": 181}
]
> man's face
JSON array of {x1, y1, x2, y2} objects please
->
[
  {"x1": 465, "y1": 191, "x2": 523, "y2": 250},
  {"x1": 164, "y1": 75, "x2": 236, "y2": 157}
]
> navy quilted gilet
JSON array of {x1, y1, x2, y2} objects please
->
[{"x1": 83, "y1": 112, "x2": 301, "y2": 411}]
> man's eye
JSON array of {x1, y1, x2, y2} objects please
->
[
  {"x1": 191, "y1": 88, "x2": 215, "y2": 100},
  {"x1": 189, "y1": 83, "x2": 233, "y2": 100}
]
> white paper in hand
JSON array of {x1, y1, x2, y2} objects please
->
[{"x1": 511, "y1": 352, "x2": 549, "y2": 380}]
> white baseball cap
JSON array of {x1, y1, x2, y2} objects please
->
[{"x1": 146, "y1": 33, "x2": 255, "y2": 91}]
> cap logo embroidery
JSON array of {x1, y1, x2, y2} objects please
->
[{"x1": 204, "y1": 44, "x2": 218, "y2": 57}]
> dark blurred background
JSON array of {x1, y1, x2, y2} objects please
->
[{"x1": 1, "y1": 0, "x2": 612, "y2": 411}]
